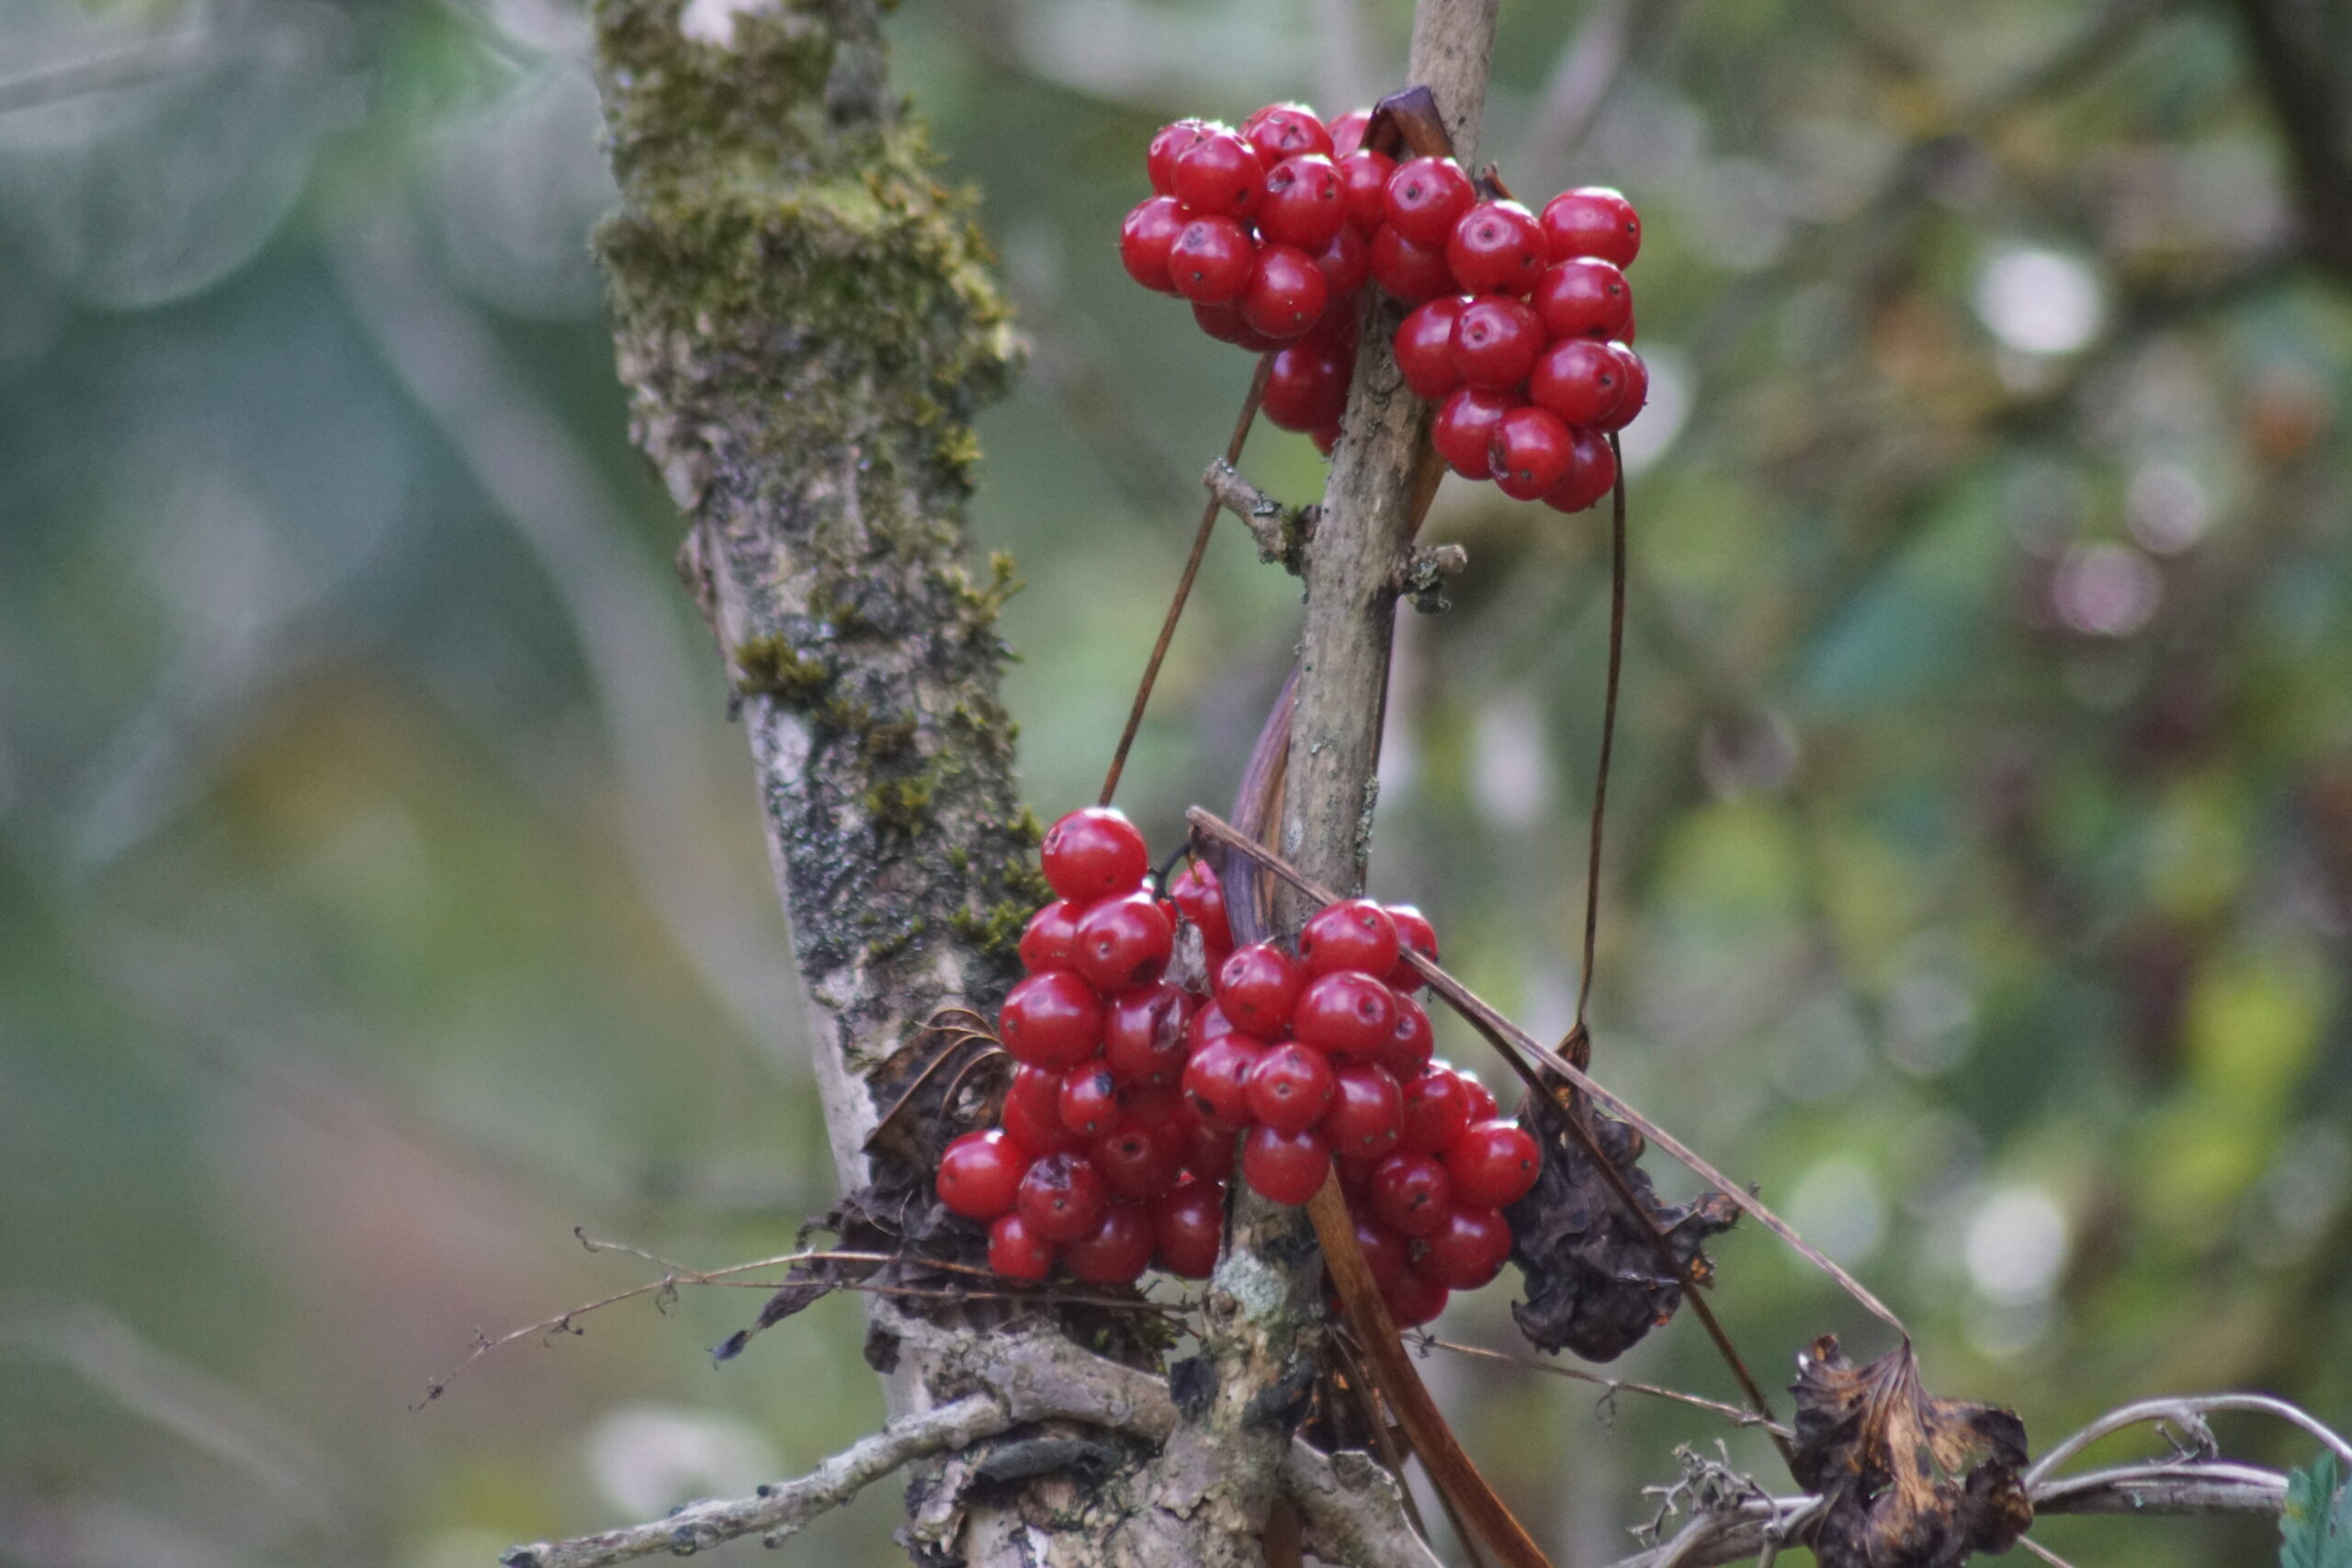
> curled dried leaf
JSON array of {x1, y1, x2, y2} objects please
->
[{"x1": 1790, "y1": 1336, "x2": 2031, "y2": 1568}]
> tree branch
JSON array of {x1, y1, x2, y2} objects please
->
[{"x1": 1283, "y1": 1441, "x2": 1447, "y2": 1568}]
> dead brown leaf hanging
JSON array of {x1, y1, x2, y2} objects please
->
[{"x1": 1789, "y1": 1336, "x2": 2032, "y2": 1568}]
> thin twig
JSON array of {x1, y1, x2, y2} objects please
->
[
  {"x1": 2018, "y1": 1538, "x2": 2078, "y2": 1568},
  {"x1": 2026, "y1": 1392, "x2": 2352, "y2": 1484},
  {"x1": 1409, "y1": 1334, "x2": 1792, "y2": 1438},
  {"x1": 1571, "y1": 437, "x2": 1631, "y2": 1037}
]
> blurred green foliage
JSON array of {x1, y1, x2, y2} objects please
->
[{"x1": 2, "y1": 0, "x2": 2348, "y2": 1563}]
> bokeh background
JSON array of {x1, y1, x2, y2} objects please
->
[{"x1": 5, "y1": 0, "x2": 2349, "y2": 1562}]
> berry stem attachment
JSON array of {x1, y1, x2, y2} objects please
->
[
  {"x1": 1566, "y1": 434, "x2": 1629, "y2": 1058},
  {"x1": 1098, "y1": 354, "x2": 1272, "y2": 808}
]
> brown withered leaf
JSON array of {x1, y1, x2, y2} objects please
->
[
  {"x1": 1790, "y1": 1336, "x2": 2032, "y2": 1567},
  {"x1": 1505, "y1": 1091, "x2": 1739, "y2": 1361}
]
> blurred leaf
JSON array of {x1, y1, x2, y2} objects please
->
[{"x1": 2280, "y1": 1451, "x2": 2351, "y2": 1568}]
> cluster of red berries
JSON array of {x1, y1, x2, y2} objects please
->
[
  {"x1": 934, "y1": 807, "x2": 1543, "y2": 1327},
  {"x1": 1115, "y1": 101, "x2": 1647, "y2": 510}
]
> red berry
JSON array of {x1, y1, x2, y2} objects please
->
[
  {"x1": 937, "y1": 1130, "x2": 1025, "y2": 1219},
  {"x1": 1246, "y1": 1041, "x2": 1339, "y2": 1133},
  {"x1": 1527, "y1": 337, "x2": 1625, "y2": 428},
  {"x1": 1384, "y1": 993, "x2": 1435, "y2": 1077},
  {"x1": 1243, "y1": 103, "x2": 1334, "y2": 164},
  {"x1": 1533, "y1": 257, "x2": 1632, "y2": 341},
  {"x1": 1187, "y1": 999, "x2": 1239, "y2": 1051},
  {"x1": 1093, "y1": 1118, "x2": 1183, "y2": 1200},
  {"x1": 1118, "y1": 196, "x2": 1189, "y2": 294},
  {"x1": 1328, "y1": 108, "x2": 1371, "y2": 156},
  {"x1": 1182, "y1": 1035, "x2": 1265, "y2": 1131},
  {"x1": 1368, "y1": 1150, "x2": 1451, "y2": 1236},
  {"x1": 1447, "y1": 200, "x2": 1546, "y2": 297},
  {"x1": 1102, "y1": 981, "x2": 1194, "y2": 1087},
  {"x1": 1393, "y1": 297, "x2": 1469, "y2": 402},
  {"x1": 1216, "y1": 942, "x2": 1305, "y2": 1038},
  {"x1": 1172, "y1": 130, "x2": 1266, "y2": 219},
  {"x1": 1019, "y1": 899, "x2": 1082, "y2": 974},
  {"x1": 1349, "y1": 1210, "x2": 1408, "y2": 1291},
  {"x1": 1002, "y1": 1077, "x2": 1083, "y2": 1156},
  {"x1": 1337, "y1": 148, "x2": 1396, "y2": 232},
  {"x1": 1262, "y1": 343, "x2": 1353, "y2": 433},
  {"x1": 1399, "y1": 1066, "x2": 1472, "y2": 1154},
  {"x1": 988, "y1": 1211, "x2": 1056, "y2": 1280},
  {"x1": 1381, "y1": 1265, "x2": 1450, "y2": 1327},
  {"x1": 1544, "y1": 429, "x2": 1618, "y2": 513},
  {"x1": 1540, "y1": 186, "x2": 1641, "y2": 266},
  {"x1": 1298, "y1": 897, "x2": 1402, "y2": 977},
  {"x1": 1422, "y1": 1203, "x2": 1513, "y2": 1290},
  {"x1": 1292, "y1": 970, "x2": 1397, "y2": 1061},
  {"x1": 1239, "y1": 243, "x2": 1330, "y2": 341},
  {"x1": 1191, "y1": 299, "x2": 1283, "y2": 352},
  {"x1": 1367, "y1": 224, "x2": 1456, "y2": 303},
  {"x1": 1260, "y1": 154, "x2": 1346, "y2": 250},
  {"x1": 1008, "y1": 1062, "x2": 1064, "y2": 1125},
  {"x1": 1242, "y1": 1124, "x2": 1332, "y2": 1205},
  {"x1": 1017, "y1": 1151, "x2": 1112, "y2": 1243},
  {"x1": 1322, "y1": 1063, "x2": 1403, "y2": 1158},
  {"x1": 1182, "y1": 1116, "x2": 1236, "y2": 1181},
  {"x1": 1074, "y1": 892, "x2": 1174, "y2": 991},
  {"x1": 1451, "y1": 297, "x2": 1544, "y2": 391},
  {"x1": 1153, "y1": 1179, "x2": 1224, "y2": 1277},
  {"x1": 1445, "y1": 1120, "x2": 1542, "y2": 1208},
  {"x1": 1148, "y1": 118, "x2": 1218, "y2": 197},
  {"x1": 1167, "y1": 861, "x2": 1234, "y2": 951},
  {"x1": 1041, "y1": 807, "x2": 1150, "y2": 902},
  {"x1": 1125, "y1": 1082, "x2": 1187, "y2": 1135},
  {"x1": 1065, "y1": 1202, "x2": 1155, "y2": 1285},
  {"x1": 1432, "y1": 385, "x2": 1512, "y2": 479},
  {"x1": 1058, "y1": 1065, "x2": 1125, "y2": 1138},
  {"x1": 1312, "y1": 424, "x2": 1342, "y2": 457},
  {"x1": 1311, "y1": 223, "x2": 1371, "y2": 299},
  {"x1": 1000, "y1": 970, "x2": 1105, "y2": 1068},
  {"x1": 1168, "y1": 217, "x2": 1257, "y2": 305},
  {"x1": 1488, "y1": 405, "x2": 1576, "y2": 501},
  {"x1": 1595, "y1": 344, "x2": 1646, "y2": 431},
  {"x1": 1383, "y1": 156, "x2": 1476, "y2": 247},
  {"x1": 1385, "y1": 905, "x2": 1438, "y2": 987},
  {"x1": 1457, "y1": 1070, "x2": 1499, "y2": 1122}
]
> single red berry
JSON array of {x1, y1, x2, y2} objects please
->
[
  {"x1": 1533, "y1": 257, "x2": 1633, "y2": 341},
  {"x1": 1337, "y1": 148, "x2": 1396, "y2": 231},
  {"x1": 1488, "y1": 405, "x2": 1576, "y2": 501},
  {"x1": 1312, "y1": 423, "x2": 1342, "y2": 457},
  {"x1": 1245, "y1": 1042, "x2": 1339, "y2": 1133},
  {"x1": 988, "y1": 1211, "x2": 1056, "y2": 1280},
  {"x1": 1381, "y1": 1265, "x2": 1450, "y2": 1327},
  {"x1": 1187, "y1": 999, "x2": 1238, "y2": 1051},
  {"x1": 1398, "y1": 1066, "x2": 1472, "y2": 1154},
  {"x1": 1259, "y1": 154, "x2": 1346, "y2": 250},
  {"x1": 1432, "y1": 385, "x2": 1512, "y2": 479},
  {"x1": 1261, "y1": 343, "x2": 1353, "y2": 433},
  {"x1": 1242, "y1": 102, "x2": 1334, "y2": 164},
  {"x1": 1447, "y1": 200, "x2": 1546, "y2": 297},
  {"x1": 1182, "y1": 1116, "x2": 1236, "y2": 1182},
  {"x1": 1008, "y1": 1062, "x2": 1064, "y2": 1126},
  {"x1": 1367, "y1": 224, "x2": 1456, "y2": 303},
  {"x1": 1191, "y1": 299, "x2": 1283, "y2": 352},
  {"x1": 1000, "y1": 970, "x2": 1105, "y2": 1068},
  {"x1": 1058, "y1": 1065, "x2": 1125, "y2": 1138},
  {"x1": 1148, "y1": 118, "x2": 1218, "y2": 197},
  {"x1": 1182, "y1": 1034, "x2": 1265, "y2": 1131},
  {"x1": 1384, "y1": 904, "x2": 1439, "y2": 988},
  {"x1": 1393, "y1": 296, "x2": 1469, "y2": 401},
  {"x1": 1349, "y1": 1210, "x2": 1408, "y2": 1291},
  {"x1": 1322, "y1": 1063, "x2": 1403, "y2": 1158},
  {"x1": 1298, "y1": 898, "x2": 1402, "y2": 977},
  {"x1": 1311, "y1": 223, "x2": 1371, "y2": 300},
  {"x1": 1242, "y1": 1124, "x2": 1332, "y2": 1205},
  {"x1": 1451, "y1": 297, "x2": 1544, "y2": 392},
  {"x1": 1102, "y1": 981, "x2": 1194, "y2": 1087},
  {"x1": 1216, "y1": 942, "x2": 1305, "y2": 1038},
  {"x1": 1093, "y1": 1120, "x2": 1184, "y2": 1201},
  {"x1": 1422, "y1": 1203, "x2": 1514, "y2": 1290},
  {"x1": 1457, "y1": 1070, "x2": 1498, "y2": 1122},
  {"x1": 1292, "y1": 970, "x2": 1397, "y2": 1061},
  {"x1": 1539, "y1": 186, "x2": 1641, "y2": 266},
  {"x1": 1384, "y1": 993, "x2": 1434, "y2": 1077},
  {"x1": 1172, "y1": 130, "x2": 1266, "y2": 219},
  {"x1": 1002, "y1": 1077, "x2": 1083, "y2": 1156},
  {"x1": 1368, "y1": 1150, "x2": 1452, "y2": 1237},
  {"x1": 1239, "y1": 243, "x2": 1330, "y2": 341},
  {"x1": 1074, "y1": 892, "x2": 1174, "y2": 991},
  {"x1": 1118, "y1": 196, "x2": 1189, "y2": 294},
  {"x1": 1168, "y1": 217, "x2": 1257, "y2": 305},
  {"x1": 1594, "y1": 344, "x2": 1646, "y2": 431},
  {"x1": 1445, "y1": 1119, "x2": 1542, "y2": 1208},
  {"x1": 1383, "y1": 156, "x2": 1476, "y2": 247},
  {"x1": 1125, "y1": 1083, "x2": 1186, "y2": 1134},
  {"x1": 1328, "y1": 108, "x2": 1371, "y2": 156},
  {"x1": 1041, "y1": 807, "x2": 1150, "y2": 902},
  {"x1": 937, "y1": 1130, "x2": 1025, "y2": 1220},
  {"x1": 1065, "y1": 1202, "x2": 1155, "y2": 1285},
  {"x1": 1335, "y1": 1149, "x2": 1379, "y2": 1200},
  {"x1": 1544, "y1": 429, "x2": 1618, "y2": 514},
  {"x1": 1152, "y1": 1179, "x2": 1224, "y2": 1278},
  {"x1": 1527, "y1": 337, "x2": 1625, "y2": 429},
  {"x1": 1018, "y1": 899, "x2": 1082, "y2": 974},
  {"x1": 1167, "y1": 861, "x2": 1234, "y2": 951},
  {"x1": 1017, "y1": 1151, "x2": 1112, "y2": 1243}
]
